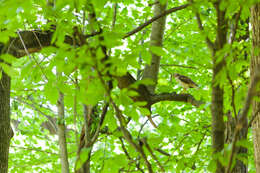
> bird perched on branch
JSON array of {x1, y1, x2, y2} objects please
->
[{"x1": 174, "y1": 73, "x2": 198, "y2": 91}]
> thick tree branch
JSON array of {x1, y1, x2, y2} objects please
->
[
  {"x1": 1, "y1": 30, "x2": 101, "y2": 58},
  {"x1": 150, "y1": 92, "x2": 203, "y2": 107}
]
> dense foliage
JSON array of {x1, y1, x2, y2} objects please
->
[{"x1": 0, "y1": 0, "x2": 259, "y2": 172}]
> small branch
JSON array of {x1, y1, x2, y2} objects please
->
[
  {"x1": 148, "y1": 1, "x2": 159, "y2": 7},
  {"x1": 89, "y1": 103, "x2": 109, "y2": 146},
  {"x1": 14, "y1": 96, "x2": 57, "y2": 133},
  {"x1": 124, "y1": 3, "x2": 190, "y2": 39},
  {"x1": 17, "y1": 30, "x2": 32, "y2": 59},
  {"x1": 194, "y1": 12, "x2": 215, "y2": 51},
  {"x1": 119, "y1": 137, "x2": 132, "y2": 160},
  {"x1": 138, "y1": 114, "x2": 159, "y2": 138},
  {"x1": 96, "y1": 69, "x2": 153, "y2": 172},
  {"x1": 194, "y1": 131, "x2": 206, "y2": 155},
  {"x1": 113, "y1": 103, "x2": 153, "y2": 173},
  {"x1": 230, "y1": 9, "x2": 242, "y2": 44},
  {"x1": 141, "y1": 138, "x2": 165, "y2": 172},
  {"x1": 17, "y1": 31, "x2": 49, "y2": 81},
  {"x1": 150, "y1": 92, "x2": 203, "y2": 107},
  {"x1": 11, "y1": 145, "x2": 59, "y2": 155},
  {"x1": 154, "y1": 148, "x2": 171, "y2": 156},
  {"x1": 164, "y1": 19, "x2": 192, "y2": 41},
  {"x1": 111, "y1": 3, "x2": 118, "y2": 28}
]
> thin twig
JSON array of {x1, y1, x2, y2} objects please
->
[
  {"x1": 14, "y1": 96, "x2": 57, "y2": 133},
  {"x1": 138, "y1": 114, "x2": 159, "y2": 139},
  {"x1": 17, "y1": 31, "x2": 49, "y2": 81},
  {"x1": 154, "y1": 148, "x2": 171, "y2": 156},
  {"x1": 148, "y1": 1, "x2": 159, "y2": 7},
  {"x1": 112, "y1": 3, "x2": 117, "y2": 28},
  {"x1": 11, "y1": 145, "x2": 59, "y2": 155},
  {"x1": 194, "y1": 131, "x2": 207, "y2": 155},
  {"x1": 17, "y1": 30, "x2": 32, "y2": 59},
  {"x1": 119, "y1": 137, "x2": 132, "y2": 160}
]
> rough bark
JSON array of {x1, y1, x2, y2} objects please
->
[
  {"x1": 250, "y1": 3, "x2": 260, "y2": 173},
  {"x1": 0, "y1": 72, "x2": 13, "y2": 173},
  {"x1": 57, "y1": 91, "x2": 70, "y2": 173},
  {"x1": 142, "y1": 1, "x2": 167, "y2": 94},
  {"x1": 211, "y1": 2, "x2": 227, "y2": 172}
]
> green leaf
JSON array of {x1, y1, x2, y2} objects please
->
[
  {"x1": 75, "y1": 148, "x2": 91, "y2": 170},
  {"x1": 0, "y1": 62, "x2": 18, "y2": 77},
  {"x1": 150, "y1": 46, "x2": 166, "y2": 57},
  {"x1": 1, "y1": 54, "x2": 17, "y2": 64}
]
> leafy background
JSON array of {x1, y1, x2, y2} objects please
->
[{"x1": 0, "y1": 0, "x2": 257, "y2": 172}]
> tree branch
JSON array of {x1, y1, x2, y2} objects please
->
[
  {"x1": 141, "y1": 137, "x2": 165, "y2": 172},
  {"x1": 2, "y1": 4, "x2": 188, "y2": 58},
  {"x1": 123, "y1": 3, "x2": 190, "y2": 39},
  {"x1": 230, "y1": 9, "x2": 242, "y2": 44},
  {"x1": 97, "y1": 69, "x2": 153, "y2": 172},
  {"x1": 89, "y1": 103, "x2": 109, "y2": 146},
  {"x1": 150, "y1": 92, "x2": 203, "y2": 107},
  {"x1": 10, "y1": 145, "x2": 59, "y2": 155},
  {"x1": 14, "y1": 96, "x2": 57, "y2": 133},
  {"x1": 194, "y1": 12, "x2": 215, "y2": 51}
]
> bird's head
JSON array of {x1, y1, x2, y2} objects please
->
[{"x1": 174, "y1": 73, "x2": 180, "y2": 78}]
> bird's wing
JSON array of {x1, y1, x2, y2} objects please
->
[{"x1": 178, "y1": 75, "x2": 198, "y2": 88}]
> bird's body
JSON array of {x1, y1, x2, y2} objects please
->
[{"x1": 174, "y1": 73, "x2": 198, "y2": 91}]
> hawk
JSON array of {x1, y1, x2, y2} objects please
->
[{"x1": 174, "y1": 73, "x2": 198, "y2": 91}]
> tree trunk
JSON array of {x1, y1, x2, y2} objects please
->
[
  {"x1": 250, "y1": 3, "x2": 260, "y2": 173},
  {"x1": 57, "y1": 91, "x2": 70, "y2": 173},
  {"x1": 142, "y1": 0, "x2": 167, "y2": 94},
  {"x1": 211, "y1": 2, "x2": 227, "y2": 172},
  {"x1": 0, "y1": 72, "x2": 13, "y2": 173}
]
